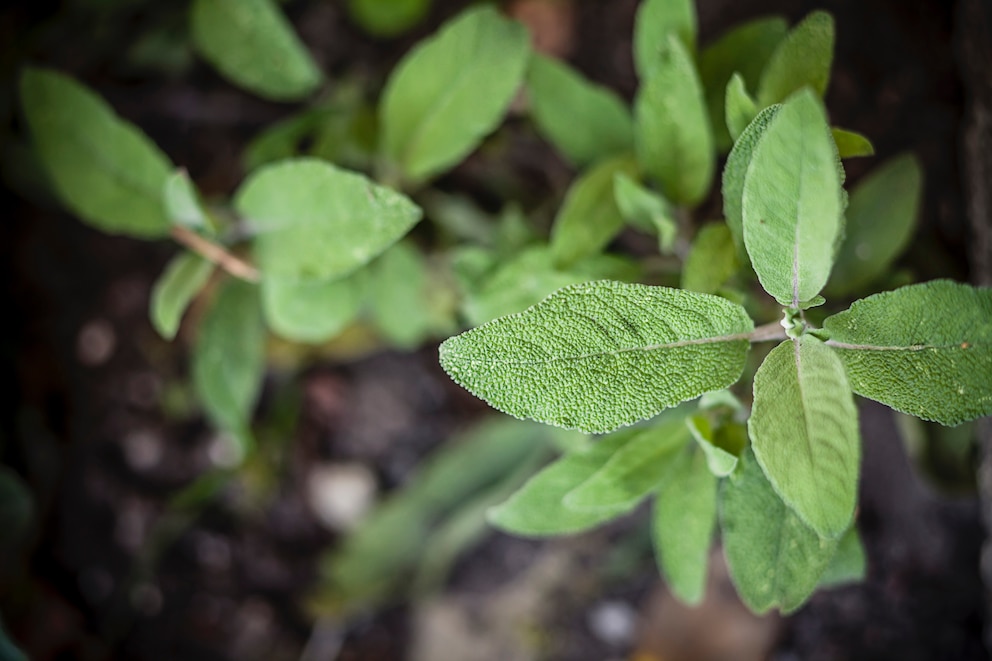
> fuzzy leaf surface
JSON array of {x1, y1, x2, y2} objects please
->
[
  {"x1": 823, "y1": 280, "x2": 992, "y2": 425},
  {"x1": 756, "y1": 11, "x2": 835, "y2": 107},
  {"x1": 440, "y1": 280, "x2": 753, "y2": 433},
  {"x1": 682, "y1": 223, "x2": 738, "y2": 294},
  {"x1": 633, "y1": 0, "x2": 697, "y2": 78},
  {"x1": 150, "y1": 251, "x2": 213, "y2": 340},
  {"x1": 262, "y1": 271, "x2": 365, "y2": 344},
  {"x1": 722, "y1": 104, "x2": 780, "y2": 254}
]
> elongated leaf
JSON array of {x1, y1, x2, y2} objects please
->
[
  {"x1": 686, "y1": 415, "x2": 739, "y2": 477},
  {"x1": 721, "y1": 448, "x2": 839, "y2": 614},
  {"x1": 742, "y1": 90, "x2": 843, "y2": 307},
  {"x1": 653, "y1": 445, "x2": 717, "y2": 604},
  {"x1": 528, "y1": 54, "x2": 633, "y2": 166},
  {"x1": 20, "y1": 68, "x2": 173, "y2": 238},
  {"x1": 757, "y1": 11, "x2": 835, "y2": 107},
  {"x1": 190, "y1": 0, "x2": 322, "y2": 101},
  {"x1": 379, "y1": 6, "x2": 530, "y2": 183},
  {"x1": 612, "y1": 173, "x2": 678, "y2": 251},
  {"x1": 699, "y1": 16, "x2": 788, "y2": 151},
  {"x1": 440, "y1": 281, "x2": 754, "y2": 433},
  {"x1": 368, "y1": 241, "x2": 433, "y2": 349},
  {"x1": 750, "y1": 336, "x2": 860, "y2": 538},
  {"x1": 565, "y1": 411, "x2": 692, "y2": 511},
  {"x1": 347, "y1": 0, "x2": 431, "y2": 37},
  {"x1": 826, "y1": 154, "x2": 922, "y2": 296},
  {"x1": 682, "y1": 223, "x2": 738, "y2": 294},
  {"x1": 550, "y1": 155, "x2": 638, "y2": 268},
  {"x1": 722, "y1": 104, "x2": 781, "y2": 254},
  {"x1": 235, "y1": 158, "x2": 421, "y2": 282},
  {"x1": 487, "y1": 430, "x2": 637, "y2": 536},
  {"x1": 150, "y1": 251, "x2": 213, "y2": 340},
  {"x1": 725, "y1": 73, "x2": 757, "y2": 142},
  {"x1": 262, "y1": 270, "x2": 364, "y2": 344},
  {"x1": 163, "y1": 170, "x2": 208, "y2": 230},
  {"x1": 633, "y1": 0, "x2": 696, "y2": 78},
  {"x1": 818, "y1": 525, "x2": 866, "y2": 588},
  {"x1": 635, "y1": 35, "x2": 714, "y2": 207},
  {"x1": 823, "y1": 280, "x2": 992, "y2": 425},
  {"x1": 832, "y1": 128, "x2": 875, "y2": 159}
]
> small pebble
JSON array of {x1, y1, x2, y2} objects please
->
[
  {"x1": 122, "y1": 429, "x2": 163, "y2": 471},
  {"x1": 307, "y1": 463, "x2": 377, "y2": 532},
  {"x1": 588, "y1": 600, "x2": 638, "y2": 648},
  {"x1": 77, "y1": 319, "x2": 115, "y2": 366}
]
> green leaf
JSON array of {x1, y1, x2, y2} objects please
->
[
  {"x1": 163, "y1": 169, "x2": 209, "y2": 230},
  {"x1": 686, "y1": 414, "x2": 739, "y2": 477},
  {"x1": 440, "y1": 280, "x2": 754, "y2": 433},
  {"x1": 722, "y1": 104, "x2": 781, "y2": 254},
  {"x1": 527, "y1": 54, "x2": 633, "y2": 167},
  {"x1": 750, "y1": 336, "x2": 860, "y2": 539},
  {"x1": 826, "y1": 154, "x2": 922, "y2": 296},
  {"x1": 613, "y1": 173, "x2": 678, "y2": 252},
  {"x1": 742, "y1": 90, "x2": 843, "y2": 307},
  {"x1": 368, "y1": 241, "x2": 433, "y2": 349},
  {"x1": 756, "y1": 11, "x2": 835, "y2": 107},
  {"x1": 682, "y1": 223, "x2": 738, "y2": 294},
  {"x1": 235, "y1": 158, "x2": 422, "y2": 282},
  {"x1": 262, "y1": 271, "x2": 365, "y2": 344},
  {"x1": 721, "y1": 448, "x2": 839, "y2": 614},
  {"x1": 823, "y1": 280, "x2": 992, "y2": 425},
  {"x1": 347, "y1": 0, "x2": 431, "y2": 38},
  {"x1": 243, "y1": 107, "x2": 337, "y2": 172},
  {"x1": 634, "y1": 35, "x2": 714, "y2": 207},
  {"x1": 831, "y1": 128, "x2": 875, "y2": 159},
  {"x1": 725, "y1": 73, "x2": 757, "y2": 143},
  {"x1": 653, "y1": 445, "x2": 718, "y2": 605},
  {"x1": 699, "y1": 16, "x2": 788, "y2": 151},
  {"x1": 190, "y1": 0, "x2": 322, "y2": 101},
  {"x1": 150, "y1": 251, "x2": 213, "y2": 340},
  {"x1": 192, "y1": 280, "x2": 266, "y2": 444},
  {"x1": 19, "y1": 67, "x2": 173, "y2": 238},
  {"x1": 817, "y1": 525, "x2": 866, "y2": 588},
  {"x1": 379, "y1": 5, "x2": 530, "y2": 183},
  {"x1": 565, "y1": 411, "x2": 692, "y2": 511},
  {"x1": 550, "y1": 155, "x2": 639, "y2": 268},
  {"x1": 488, "y1": 430, "x2": 638, "y2": 536},
  {"x1": 633, "y1": 0, "x2": 697, "y2": 78}
]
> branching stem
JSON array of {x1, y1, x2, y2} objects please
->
[
  {"x1": 170, "y1": 225, "x2": 261, "y2": 283},
  {"x1": 748, "y1": 321, "x2": 789, "y2": 343}
]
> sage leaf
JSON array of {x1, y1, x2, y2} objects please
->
[
  {"x1": 347, "y1": 0, "x2": 431, "y2": 38},
  {"x1": 722, "y1": 104, "x2": 781, "y2": 254},
  {"x1": 725, "y1": 73, "x2": 757, "y2": 142},
  {"x1": 826, "y1": 154, "x2": 922, "y2": 296},
  {"x1": 818, "y1": 525, "x2": 866, "y2": 588},
  {"x1": 686, "y1": 414, "x2": 739, "y2": 477},
  {"x1": 190, "y1": 0, "x2": 322, "y2": 101},
  {"x1": 721, "y1": 448, "x2": 840, "y2": 614},
  {"x1": 379, "y1": 6, "x2": 530, "y2": 183},
  {"x1": 682, "y1": 223, "x2": 738, "y2": 294},
  {"x1": 750, "y1": 336, "x2": 860, "y2": 539},
  {"x1": 832, "y1": 128, "x2": 875, "y2": 159},
  {"x1": 823, "y1": 280, "x2": 992, "y2": 425},
  {"x1": 150, "y1": 251, "x2": 213, "y2": 340},
  {"x1": 440, "y1": 280, "x2": 754, "y2": 433},
  {"x1": 163, "y1": 169, "x2": 209, "y2": 230},
  {"x1": 262, "y1": 271, "x2": 365, "y2": 344},
  {"x1": 550, "y1": 155, "x2": 639, "y2": 268},
  {"x1": 20, "y1": 68, "x2": 173, "y2": 238},
  {"x1": 235, "y1": 158, "x2": 422, "y2": 282},
  {"x1": 634, "y1": 35, "x2": 714, "y2": 207},
  {"x1": 528, "y1": 54, "x2": 633, "y2": 167},
  {"x1": 742, "y1": 90, "x2": 843, "y2": 307},
  {"x1": 756, "y1": 11, "x2": 835, "y2": 107},
  {"x1": 653, "y1": 445, "x2": 718, "y2": 605},
  {"x1": 368, "y1": 241, "x2": 433, "y2": 349},
  {"x1": 633, "y1": 0, "x2": 697, "y2": 78},
  {"x1": 613, "y1": 173, "x2": 678, "y2": 252}
]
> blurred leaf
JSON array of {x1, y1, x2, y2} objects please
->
[
  {"x1": 681, "y1": 223, "x2": 738, "y2": 294},
  {"x1": 261, "y1": 270, "x2": 365, "y2": 344},
  {"x1": 757, "y1": 11, "x2": 835, "y2": 107},
  {"x1": 527, "y1": 54, "x2": 633, "y2": 166},
  {"x1": 19, "y1": 67, "x2": 173, "y2": 238},
  {"x1": 633, "y1": 0, "x2": 697, "y2": 78},
  {"x1": 725, "y1": 73, "x2": 757, "y2": 142},
  {"x1": 613, "y1": 173, "x2": 678, "y2": 252},
  {"x1": 150, "y1": 251, "x2": 214, "y2": 340},
  {"x1": 244, "y1": 107, "x2": 338, "y2": 172},
  {"x1": 347, "y1": 0, "x2": 431, "y2": 37},
  {"x1": 190, "y1": 0, "x2": 322, "y2": 101},
  {"x1": 379, "y1": 6, "x2": 530, "y2": 183},
  {"x1": 493, "y1": 204, "x2": 538, "y2": 256},
  {"x1": 421, "y1": 190, "x2": 496, "y2": 246},
  {"x1": 163, "y1": 169, "x2": 208, "y2": 230},
  {"x1": 235, "y1": 158, "x2": 422, "y2": 282},
  {"x1": 817, "y1": 525, "x2": 866, "y2": 588},
  {"x1": 832, "y1": 128, "x2": 875, "y2": 159},
  {"x1": 368, "y1": 241, "x2": 434, "y2": 349}
]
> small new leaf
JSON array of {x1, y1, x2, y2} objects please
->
[
  {"x1": 150, "y1": 252, "x2": 213, "y2": 340},
  {"x1": 832, "y1": 128, "x2": 875, "y2": 159},
  {"x1": 756, "y1": 11, "x2": 835, "y2": 107}
]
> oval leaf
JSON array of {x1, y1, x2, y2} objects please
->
[
  {"x1": 440, "y1": 280, "x2": 754, "y2": 433},
  {"x1": 150, "y1": 251, "x2": 214, "y2": 340},
  {"x1": 347, "y1": 0, "x2": 431, "y2": 38},
  {"x1": 633, "y1": 0, "x2": 697, "y2": 78},
  {"x1": 756, "y1": 11, "x2": 835, "y2": 107},
  {"x1": 262, "y1": 270, "x2": 365, "y2": 344}
]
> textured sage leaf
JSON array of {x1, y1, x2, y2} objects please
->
[
  {"x1": 682, "y1": 223, "x2": 738, "y2": 294},
  {"x1": 634, "y1": 35, "x2": 714, "y2": 207},
  {"x1": 686, "y1": 415, "x2": 738, "y2": 477},
  {"x1": 440, "y1": 280, "x2": 754, "y2": 433},
  {"x1": 190, "y1": 0, "x2": 321, "y2": 101},
  {"x1": 699, "y1": 16, "x2": 788, "y2": 151},
  {"x1": 262, "y1": 270, "x2": 365, "y2": 344},
  {"x1": 633, "y1": 0, "x2": 696, "y2": 78},
  {"x1": 565, "y1": 411, "x2": 692, "y2": 511},
  {"x1": 818, "y1": 525, "x2": 866, "y2": 588},
  {"x1": 163, "y1": 169, "x2": 208, "y2": 230},
  {"x1": 528, "y1": 54, "x2": 633, "y2": 167},
  {"x1": 653, "y1": 445, "x2": 718, "y2": 605},
  {"x1": 379, "y1": 6, "x2": 530, "y2": 183},
  {"x1": 347, "y1": 0, "x2": 430, "y2": 37},
  {"x1": 750, "y1": 336, "x2": 860, "y2": 539},
  {"x1": 725, "y1": 73, "x2": 757, "y2": 143},
  {"x1": 192, "y1": 280, "x2": 266, "y2": 444},
  {"x1": 756, "y1": 11, "x2": 835, "y2": 107},
  {"x1": 20, "y1": 67, "x2": 173, "y2": 238},
  {"x1": 150, "y1": 251, "x2": 213, "y2": 340},
  {"x1": 722, "y1": 104, "x2": 781, "y2": 254},
  {"x1": 742, "y1": 90, "x2": 843, "y2": 307},
  {"x1": 613, "y1": 173, "x2": 678, "y2": 252},
  {"x1": 721, "y1": 448, "x2": 839, "y2": 614},
  {"x1": 823, "y1": 280, "x2": 992, "y2": 425},
  {"x1": 550, "y1": 155, "x2": 638, "y2": 268},
  {"x1": 832, "y1": 128, "x2": 875, "y2": 159},
  {"x1": 488, "y1": 430, "x2": 638, "y2": 536},
  {"x1": 235, "y1": 158, "x2": 422, "y2": 282},
  {"x1": 826, "y1": 154, "x2": 922, "y2": 296},
  {"x1": 369, "y1": 241, "x2": 434, "y2": 349}
]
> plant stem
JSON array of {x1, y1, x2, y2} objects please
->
[
  {"x1": 748, "y1": 321, "x2": 788, "y2": 343},
  {"x1": 170, "y1": 225, "x2": 261, "y2": 283}
]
